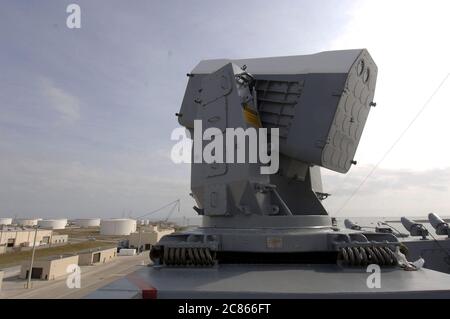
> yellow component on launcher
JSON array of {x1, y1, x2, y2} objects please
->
[{"x1": 243, "y1": 104, "x2": 262, "y2": 128}]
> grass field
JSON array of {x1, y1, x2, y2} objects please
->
[
  {"x1": 0, "y1": 241, "x2": 115, "y2": 268},
  {"x1": 55, "y1": 227, "x2": 128, "y2": 241}
]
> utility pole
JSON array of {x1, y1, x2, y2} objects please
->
[
  {"x1": 137, "y1": 226, "x2": 142, "y2": 255},
  {"x1": 26, "y1": 225, "x2": 38, "y2": 289}
]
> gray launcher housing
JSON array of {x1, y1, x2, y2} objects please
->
[
  {"x1": 181, "y1": 49, "x2": 377, "y2": 173},
  {"x1": 150, "y1": 49, "x2": 386, "y2": 265},
  {"x1": 178, "y1": 49, "x2": 377, "y2": 220}
]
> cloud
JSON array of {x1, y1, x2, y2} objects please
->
[
  {"x1": 322, "y1": 166, "x2": 450, "y2": 217},
  {"x1": 40, "y1": 78, "x2": 81, "y2": 122},
  {"x1": 323, "y1": 166, "x2": 450, "y2": 196}
]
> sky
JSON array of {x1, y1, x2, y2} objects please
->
[{"x1": 0, "y1": 0, "x2": 449, "y2": 221}]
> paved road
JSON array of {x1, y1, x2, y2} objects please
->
[{"x1": 0, "y1": 254, "x2": 149, "y2": 299}]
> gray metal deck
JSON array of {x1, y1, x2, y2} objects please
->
[{"x1": 85, "y1": 264, "x2": 450, "y2": 298}]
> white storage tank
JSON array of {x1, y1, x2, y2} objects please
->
[
  {"x1": 15, "y1": 218, "x2": 38, "y2": 227},
  {"x1": 0, "y1": 218, "x2": 13, "y2": 225},
  {"x1": 74, "y1": 218, "x2": 101, "y2": 227},
  {"x1": 100, "y1": 219, "x2": 137, "y2": 236},
  {"x1": 37, "y1": 219, "x2": 67, "y2": 230}
]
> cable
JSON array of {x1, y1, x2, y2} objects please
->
[
  {"x1": 335, "y1": 73, "x2": 450, "y2": 215},
  {"x1": 164, "y1": 200, "x2": 180, "y2": 222},
  {"x1": 134, "y1": 199, "x2": 180, "y2": 220}
]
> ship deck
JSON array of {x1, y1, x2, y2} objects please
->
[{"x1": 85, "y1": 264, "x2": 450, "y2": 298}]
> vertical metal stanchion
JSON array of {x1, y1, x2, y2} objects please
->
[{"x1": 27, "y1": 225, "x2": 38, "y2": 289}]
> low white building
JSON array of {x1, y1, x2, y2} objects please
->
[
  {"x1": 118, "y1": 248, "x2": 136, "y2": 256},
  {"x1": 50, "y1": 234, "x2": 68, "y2": 245},
  {"x1": 20, "y1": 254, "x2": 79, "y2": 281},
  {"x1": 128, "y1": 226, "x2": 175, "y2": 251},
  {"x1": 78, "y1": 247, "x2": 117, "y2": 265},
  {"x1": 0, "y1": 227, "x2": 53, "y2": 248}
]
